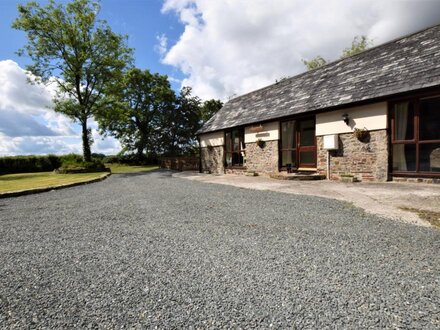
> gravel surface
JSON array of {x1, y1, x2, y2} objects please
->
[{"x1": 0, "y1": 170, "x2": 439, "y2": 328}]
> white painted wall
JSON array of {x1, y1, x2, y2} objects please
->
[
  {"x1": 316, "y1": 102, "x2": 387, "y2": 136},
  {"x1": 245, "y1": 121, "x2": 279, "y2": 143},
  {"x1": 199, "y1": 131, "x2": 224, "y2": 147}
]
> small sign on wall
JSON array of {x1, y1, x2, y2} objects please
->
[
  {"x1": 256, "y1": 132, "x2": 270, "y2": 138},
  {"x1": 323, "y1": 134, "x2": 339, "y2": 150},
  {"x1": 249, "y1": 125, "x2": 263, "y2": 133}
]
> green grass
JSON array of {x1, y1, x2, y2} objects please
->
[
  {"x1": 107, "y1": 164, "x2": 158, "y2": 174},
  {"x1": 0, "y1": 172, "x2": 106, "y2": 193},
  {"x1": 0, "y1": 165, "x2": 157, "y2": 194}
]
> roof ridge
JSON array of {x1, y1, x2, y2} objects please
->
[
  {"x1": 225, "y1": 23, "x2": 440, "y2": 104},
  {"x1": 315, "y1": 23, "x2": 440, "y2": 68},
  {"x1": 199, "y1": 23, "x2": 440, "y2": 134}
]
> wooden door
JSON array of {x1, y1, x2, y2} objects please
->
[{"x1": 280, "y1": 118, "x2": 316, "y2": 170}]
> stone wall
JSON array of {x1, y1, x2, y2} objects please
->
[
  {"x1": 225, "y1": 168, "x2": 247, "y2": 175},
  {"x1": 160, "y1": 157, "x2": 199, "y2": 171},
  {"x1": 245, "y1": 140, "x2": 279, "y2": 174},
  {"x1": 200, "y1": 146, "x2": 224, "y2": 174},
  {"x1": 392, "y1": 177, "x2": 440, "y2": 184},
  {"x1": 317, "y1": 129, "x2": 389, "y2": 182}
]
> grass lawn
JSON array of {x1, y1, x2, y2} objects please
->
[
  {"x1": 107, "y1": 164, "x2": 158, "y2": 174},
  {"x1": 0, "y1": 165, "x2": 157, "y2": 194},
  {"x1": 0, "y1": 172, "x2": 106, "y2": 193}
]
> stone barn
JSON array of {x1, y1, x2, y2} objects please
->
[{"x1": 198, "y1": 24, "x2": 440, "y2": 183}]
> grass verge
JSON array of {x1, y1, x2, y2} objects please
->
[
  {"x1": 107, "y1": 164, "x2": 158, "y2": 174},
  {"x1": 400, "y1": 207, "x2": 440, "y2": 228},
  {"x1": 0, "y1": 172, "x2": 106, "y2": 193}
]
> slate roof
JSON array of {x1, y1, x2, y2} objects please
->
[{"x1": 198, "y1": 24, "x2": 440, "y2": 134}]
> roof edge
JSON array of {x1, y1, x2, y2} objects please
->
[
  {"x1": 198, "y1": 84, "x2": 440, "y2": 135},
  {"x1": 225, "y1": 23, "x2": 440, "y2": 103}
]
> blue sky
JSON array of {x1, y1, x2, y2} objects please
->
[
  {"x1": 0, "y1": 0, "x2": 186, "y2": 156},
  {"x1": 1, "y1": 0, "x2": 440, "y2": 156},
  {"x1": 0, "y1": 0, "x2": 185, "y2": 87}
]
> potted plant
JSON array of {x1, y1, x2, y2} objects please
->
[
  {"x1": 353, "y1": 127, "x2": 369, "y2": 141},
  {"x1": 340, "y1": 173, "x2": 358, "y2": 183}
]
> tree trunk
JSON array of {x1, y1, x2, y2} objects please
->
[
  {"x1": 136, "y1": 145, "x2": 144, "y2": 164},
  {"x1": 81, "y1": 121, "x2": 92, "y2": 162}
]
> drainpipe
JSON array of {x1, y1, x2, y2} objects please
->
[
  {"x1": 198, "y1": 135, "x2": 202, "y2": 173},
  {"x1": 327, "y1": 150, "x2": 331, "y2": 180}
]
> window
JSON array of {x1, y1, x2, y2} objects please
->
[
  {"x1": 225, "y1": 128, "x2": 245, "y2": 167},
  {"x1": 391, "y1": 95, "x2": 440, "y2": 175}
]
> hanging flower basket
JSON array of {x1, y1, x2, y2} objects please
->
[
  {"x1": 353, "y1": 128, "x2": 369, "y2": 141},
  {"x1": 256, "y1": 138, "x2": 266, "y2": 148}
]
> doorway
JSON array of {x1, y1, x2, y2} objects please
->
[{"x1": 280, "y1": 117, "x2": 316, "y2": 170}]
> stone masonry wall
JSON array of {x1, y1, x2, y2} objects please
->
[
  {"x1": 392, "y1": 177, "x2": 440, "y2": 184},
  {"x1": 225, "y1": 168, "x2": 247, "y2": 175},
  {"x1": 317, "y1": 129, "x2": 389, "y2": 182},
  {"x1": 200, "y1": 146, "x2": 224, "y2": 174},
  {"x1": 245, "y1": 140, "x2": 279, "y2": 174}
]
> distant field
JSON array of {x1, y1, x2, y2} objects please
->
[
  {"x1": 0, "y1": 172, "x2": 106, "y2": 193},
  {"x1": 107, "y1": 164, "x2": 158, "y2": 174}
]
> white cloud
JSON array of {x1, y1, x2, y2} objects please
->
[
  {"x1": 161, "y1": 0, "x2": 440, "y2": 100},
  {"x1": 154, "y1": 33, "x2": 169, "y2": 56},
  {"x1": 0, "y1": 60, "x2": 121, "y2": 156},
  {"x1": 0, "y1": 134, "x2": 81, "y2": 156}
]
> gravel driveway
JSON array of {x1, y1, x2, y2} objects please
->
[{"x1": 1, "y1": 170, "x2": 439, "y2": 328}]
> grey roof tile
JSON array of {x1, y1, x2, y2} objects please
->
[{"x1": 198, "y1": 24, "x2": 440, "y2": 134}]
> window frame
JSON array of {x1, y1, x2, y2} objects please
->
[
  {"x1": 224, "y1": 128, "x2": 246, "y2": 168},
  {"x1": 390, "y1": 93, "x2": 440, "y2": 177}
]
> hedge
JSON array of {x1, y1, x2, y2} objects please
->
[
  {"x1": 0, "y1": 155, "x2": 62, "y2": 174},
  {"x1": 0, "y1": 153, "x2": 160, "y2": 174},
  {"x1": 103, "y1": 154, "x2": 159, "y2": 165}
]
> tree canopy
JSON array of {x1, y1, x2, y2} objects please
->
[
  {"x1": 13, "y1": 0, "x2": 133, "y2": 161},
  {"x1": 99, "y1": 69, "x2": 223, "y2": 159},
  {"x1": 98, "y1": 68, "x2": 175, "y2": 161},
  {"x1": 159, "y1": 87, "x2": 202, "y2": 156},
  {"x1": 302, "y1": 35, "x2": 373, "y2": 71},
  {"x1": 341, "y1": 36, "x2": 373, "y2": 58},
  {"x1": 302, "y1": 55, "x2": 327, "y2": 71},
  {"x1": 13, "y1": 0, "x2": 223, "y2": 162},
  {"x1": 200, "y1": 99, "x2": 223, "y2": 124}
]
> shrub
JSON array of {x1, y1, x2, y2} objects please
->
[
  {"x1": 103, "y1": 155, "x2": 120, "y2": 164},
  {"x1": 0, "y1": 155, "x2": 61, "y2": 174},
  {"x1": 103, "y1": 153, "x2": 159, "y2": 165},
  {"x1": 56, "y1": 159, "x2": 108, "y2": 174},
  {"x1": 60, "y1": 153, "x2": 84, "y2": 166},
  {"x1": 91, "y1": 153, "x2": 106, "y2": 160}
]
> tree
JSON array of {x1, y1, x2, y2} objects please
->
[
  {"x1": 98, "y1": 68, "x2": 175, "y2": 162},
  {"x1": 302, "y1": 36, "x2": 373, "y2": 71},
  {"x1": 341, "y1": 35, "x2": 373, "y2": 58},
  {"x1": 200, "y1": 99, "x2": 223, "y2": 124},
  {"x1": 12, "y1": 0, "x2": 132, "y2": 161},
  {"x1": 302, "y1": 56, "x2": 327, "y2": 71},
  {"x1": 160, "y1": 87, "x2": 202, "y2": 156}
]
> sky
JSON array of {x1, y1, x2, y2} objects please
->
[{"x1": 1, "y1": 0, "x2": 440, "y2": 156}]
